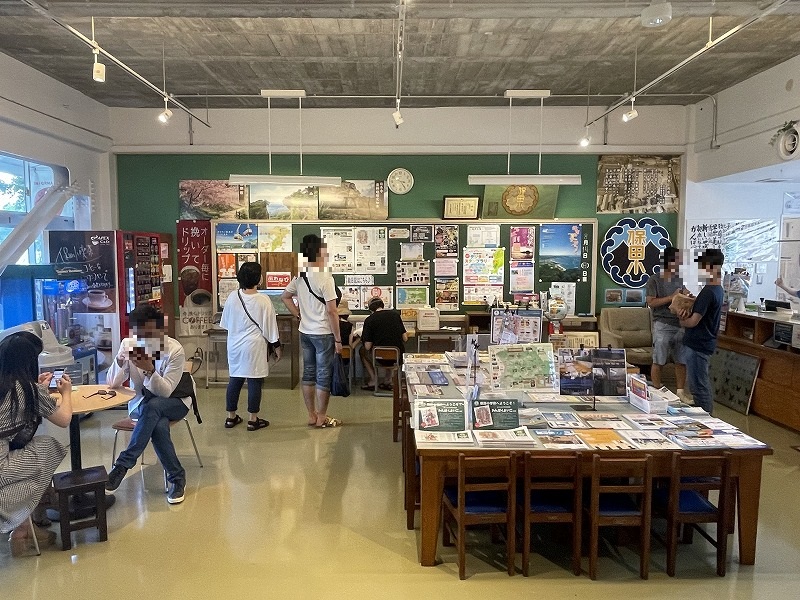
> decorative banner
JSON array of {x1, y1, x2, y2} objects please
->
[
  {"x1": 481, "y1": 185, "x2": 559, "y2": 219},
  {"x1": 248, "y1": 183, "x2": 318, "y2": 220},
  {"x1": 601, "y1": 217, "x2": 671, "y2": 288},
  {"x1": 596, "y1": 155, "x2": 680, "y2": 214},
  {"x1": 177, "y1": 220, "x2": 213, "y2": 336}
]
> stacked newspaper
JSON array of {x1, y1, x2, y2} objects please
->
[
  {"x1": 473, "y1": 426, "x2": 539, "y2": 448},
  {"x1": 414, "y1": 430, "x2": 475, "y2": 446}
]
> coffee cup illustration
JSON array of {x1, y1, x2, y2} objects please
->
[
  {"x1": 87, "y1": 289, "x2": 109, "y2": 307},
  {"x1": 189, "y1": 289, "x2": 212, "y2": 307},
  {"x1": 180, "y1": 265, "x2": 201, "y2": 295}
]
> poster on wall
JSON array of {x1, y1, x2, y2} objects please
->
[
  {"x1": 218, "y1": 279, "x2": 239, "y2": 308},
  {"x1": 257, "y1": 224, "x2": 293, "y2": 253},
  {"x1": 466, "y1": 224, "x2": 501, "y2": 248},
  {"x1": 686, "y1": 220, "x2": 778, "y2": 265},
  {"x1": 434, "y1": 258, "x2": 459, "y2": 277},
  {"x1": 600, "y1": 217, "x2": 671, "y2": 288},
  {"x1": 434, "y1": 224, "x2": 459, "y2": 258},
  {"x1": 321, "y1": 227, "x2": 355, "y2": 273},
  {"x1": 361, "y1": 285, "x2": 393, "y2": 309},
  {"x1": 397, "y1": 286, "x2": 430, "y2": 307},
  {"x1": 341, "y1": 286, "x2": 363, "y2": 311},
  {"x1": 435, "y1": 278, "x2": 460, "y2": 311},
  {"x1": 463, "y1": 284, "x2": 504, "y2": 306},
  {"x1": 411, "y1": 225, "x2": 434, "y2": 243},
  {"x1": 538, "y1": 223, "x2": 584, "y2": 284},
  {"x1": 596, "y1": 155, "x2": 680, "y2": 214},
  {"x1": 550, "y1": 282, "x2": 577, "y2": 316},
  {"x1": 217, "y1": 254, "x2": 237, "y2": 279},
  {"x1": 354, "y1": 227, "x2": 388, "y2": 274},
  {"x1": 510, "y1": 226, "x2": 536, "y2": 260},
  {"x1": 215, "y1": 222, "x2": 258, "y2": 252},
  {"x1": 318, "y1": 180, "x2": 388, "y2": 220},
  {"x1": 248, "y1": 183, "x2": 319, "y2": 220},
  {"x1": 400, "y1": 243, "x2": 424, "y2": 261},
  {"x1": 481, "y1": 185, "x2": 559, "y2": 219},
  {"x1": 179, "y1": 180, "x2": 245, "y2": 220},
  {"x1": 463, "y1": 248, "x2": 505, "y2": 285},
  {"x1": 510, "y1": 261, "x2": 535, "y2": 292},
  {"x1": 396, "y1": 261, "x2": 430, "y2": 285},
  {"x1": 177, "y1": 220, "x2": 213, "y2": 335},
  {"x1": 490, "y1": 308, "x2": 542, "y2": 344},
  {"x1": 236, "y1": 253, "x2": 258, "y2": 271}
]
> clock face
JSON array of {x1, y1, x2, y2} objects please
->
[{"x1": 388, "y1": 168, "x2": 414, "y2": 194}]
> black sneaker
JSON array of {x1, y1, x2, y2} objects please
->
[
  {"x1": 105, "y1": 465, "x2": 128, "y2": 493},
  {"x1": 167, "y1": 481, "x2": 185, "y2": 505}
]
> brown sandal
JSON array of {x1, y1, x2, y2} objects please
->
[{"x1": 316, "y1": 417, "x2": 342, "y2": 429}]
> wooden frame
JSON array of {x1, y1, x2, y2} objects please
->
[{"x1": 442, "y1": 196, "x2": 480, "y2": 220}]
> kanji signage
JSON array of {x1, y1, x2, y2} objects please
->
[{"x1": 600, "y1": 217, "x2": 671, "y2": 288}]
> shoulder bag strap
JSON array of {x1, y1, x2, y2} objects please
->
[
  {"x1": 300, "y1": 272, "x2": 326, "y2": 305},
  {"x1": 238, "y1": 290, "x2": 262, "y2": 333}
]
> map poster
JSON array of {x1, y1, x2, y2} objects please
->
[
  {"x1": 434, "y1": 278, "x2": 459, "y2": 311},
  {"x1": 489, "y1": 343, "x2": 558, "y2": 392},
  {"x1": 360, "y1": 285, "x2": 393, "y2": 309},
  {"x1": 510, "y1": 226, "x2": 536, "y2": 260},
  {"x1": 354, "y1": 227, "x2": 388, "y2": 274},
  {"x1": 396, "y1": 260, "x2": 430, "y2": 285},
  {"x1": 397, "y1": 286, "x2": 429, "y2": 307},
  {"x1": 510, "y1": 261, "x2": 534, "y2": 292},
  {"x1": 257, "y1": 223, "x2": 293, "y2": 253},
  {"x1": 463, "y1": 247, "x2": 505, "y2": 285},
  {"x1": 434, "y1": 224, "x2": 459, "y2": 258},
  {"x1": 411, "y1": 225, "x2": 434, "y2": 242},
  {"x1": 321, "y1": 227, "x2": 355, "y2": 273}
]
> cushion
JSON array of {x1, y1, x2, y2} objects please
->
[
  {"x1": 653, "y1": 488, "x2": 718, "y2": 514},
  {"x1": 444, "y1": 487, "x2": 508, "y2": 514}
]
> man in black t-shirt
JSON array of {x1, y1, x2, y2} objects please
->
[
  {"x1": 360, "y1": 298, "x2": 408, "y2": 391},
  {"x1": 675, "y1": 249, "x2": 725, "y2": 415}
]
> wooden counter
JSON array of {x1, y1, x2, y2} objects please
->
[{"x1": 718, "y1": 310, "x2": 800, "y2": 432}]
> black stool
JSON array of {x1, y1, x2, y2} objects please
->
[{"x1": 52, "y1": 466, "x2": 109, "y2": 550}]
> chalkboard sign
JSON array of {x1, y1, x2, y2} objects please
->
[{"x1": 49, "y1": 231, "x2": 117, "y2": 290}]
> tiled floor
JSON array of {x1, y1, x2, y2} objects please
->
[{"x1": 2, "y1": 384, "x2": 800, "y2": 599}]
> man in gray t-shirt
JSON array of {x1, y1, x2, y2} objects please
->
[{"x1": 645, "y1": 246, "x2": 689, "y2": 393}]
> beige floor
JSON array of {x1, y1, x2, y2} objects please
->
[{"x1": 2, "y1": 384, "x2": 800, "y2": 599}]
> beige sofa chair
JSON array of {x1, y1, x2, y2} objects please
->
[{"x1": 598, "y1": 307, "x2": 653, "y2": 367}]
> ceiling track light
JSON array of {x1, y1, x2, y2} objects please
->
[
  {"x1": 392, "y1": 99, "x2": 403, "y2": 128},
  {"x1": 578, "y1": 84, "x2": 591, "y2": 147},
  {"x1": 90, "y1": 17, "x2": 105, "y2": 83},
  {"x1": 158, "y1": 98, "x2": 172, "y2": 124},
  {"x1": 642, "y1": 1, "x2": 673, "y2": 28},
  {"x1": 622, "y1": 99, "x2": 639, "y2": 122}
]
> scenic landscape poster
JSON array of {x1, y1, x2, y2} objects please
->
[
  {"x1": 538, "y1": 223, "x2": 582, "y2": 284},
  {"x1": 318, "y1": 180, "x2": 388, "y2": 220},
  {"x1": 179, "y1": 180, "x2": 246, "y2": 219},
  {"x1": 248, "y1": 183, "x2": 319, "y2": 220}
]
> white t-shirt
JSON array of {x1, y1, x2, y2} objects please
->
[
  {"x1": 284, "y1": 271, "x2": 337, "y2": 335},
  {"x1": 220, "y1": 290, "x2": 280, "y2": 378}
]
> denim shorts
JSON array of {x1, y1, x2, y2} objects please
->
[
  {"x1": 652, "y1": 320, "x2": 684, "y2": 365},
  {"x1": 300, "y1": 332, "x2": 335, "y2": 391}
]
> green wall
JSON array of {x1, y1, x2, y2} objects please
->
[{"x1": 116, "y1": 153, "x2": 678, "y2": 313}]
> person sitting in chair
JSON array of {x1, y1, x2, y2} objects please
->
[
  {"x1": 359, "y1": 298, "x2": 408, "y2": 391},
  {"x1": 105, "y1": 304, "x2": 193, "y2": 505}
]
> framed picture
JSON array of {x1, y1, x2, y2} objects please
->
[{"x1": 442, "y1": 196, "x2": 480, "y2": 220}]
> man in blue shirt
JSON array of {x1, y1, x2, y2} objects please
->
[{"x1": 676, "y1": 249, "x2": 725, "y2": 414}]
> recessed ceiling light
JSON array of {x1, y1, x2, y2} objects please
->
[{"x1": 641, "y1": 1, "x2": 672, "y2": 28}]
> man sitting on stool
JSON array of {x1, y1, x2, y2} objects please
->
[
  {"x1": 359, "y1": 297, "x2": 408, "y2": 391},
  {"x1": 105, "y1": 304, "x2": 191, "y2": 505}
]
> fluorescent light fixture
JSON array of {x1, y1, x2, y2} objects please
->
[
  {"x1": 228, "y1": 174, "x2": 342, "y2": 187},
  {"x1": 260, "y1": 89, "x2": 307, "y2": 98},
  {"x1": 642, "y1": 1, "x2": 672, "y2": 27},
  {"x1": 468, "y1": 175, "x2": 582, "y2": 186},
  {"x1": 504, "y1": 89, "x2": 551, "y2": 99},
  {"x1": 392, "y1": 109, "x2": 404, "y2": 127},
  {"x1": 622, "y1": 108, "x2": 639, "y2": 122}
]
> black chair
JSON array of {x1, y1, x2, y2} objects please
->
[{"x1": 521, "y1": 451, "x2": 583, "y2": 577}]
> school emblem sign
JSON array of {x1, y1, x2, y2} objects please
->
[{"x1": 601, "y1": 217, "x2": 671, "y2": 288}]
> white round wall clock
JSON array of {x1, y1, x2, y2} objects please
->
[{"x1": 387, "y1": 168, "x2": 414, "y2": 194}]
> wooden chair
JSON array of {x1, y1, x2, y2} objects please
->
[
  {"x1": 585, "y1": 454, "x2": 653, "y2": 580},
  {"x1": 339, "y1": 345, "x2": 354, "y2": 390},
  {"x1": 391, "y1": 365, "x2": 408, "y2": 443},
  {"x1": 653, "y1": 452, "x2": 732, "y2": 577},
  {"x1": 52, "y1": 466, "x2": 109, "y2": 551},
  {"x1": 401, "y1": 409, "x2": 419, "y2": 530},
  {"x1": 441, "y1": 453, "x2": 517, "y2": 580},
  {"x1": 521, "y1": 451, "x2": 583, "y2": 577},
  {"x1": 371, "y1": 346, "x2": 400, "y2": 397}
]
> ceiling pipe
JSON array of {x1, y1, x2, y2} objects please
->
[
  {"x1": 585, "y1": 0, "x2": 792, "y2": 128},
  {"x1": 20, "y1": 0, "x2": 211, "y2": 128}
]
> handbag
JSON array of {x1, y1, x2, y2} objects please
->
[
  {"x1": 238, "y1": 290, "x2": 281, "y2": 358},
  {"x1": 9, "y1": 415, "x2": 42, "y2": 450},
  {"x1": 330, "y1": 352, "x2": 351, "y2": 398}
]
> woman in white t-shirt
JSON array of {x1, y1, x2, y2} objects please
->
[
  {"x1": 221, "y1": 262, "x2": 282, "y2": 431},
  {"x1": 282, "y1": 234, "x2": 342, "y2": 428}
]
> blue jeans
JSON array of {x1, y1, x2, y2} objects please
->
[
  {"x1": 300, "y1": 332, "x2": 334, "y2": 391},
  {"x1": 683, "y1": 346, "x2": 713, "y2": 414},
  {"x1": 226, "y1": 377, "x2": 264, "y2": 413},
  {"x1": 117, "y1": 396, "x2": 189, "y2": 483}
]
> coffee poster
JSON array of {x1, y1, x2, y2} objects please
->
[
  {"x1": 48, "y1": 230, "x2": 118, "y2": 314},
  {"x1": 177, "y1": 220, "x2": 213, "y2": 336}
]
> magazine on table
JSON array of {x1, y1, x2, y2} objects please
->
[
  {"x1": 577, "y1": 429, "x2": 638, "y2": 451},
  {"x1": 518, "y1": 407, "x2": 548, "y2": 429},
  {"x1": 404, "y1": 353, "x2": 450, "y2": 365},
  {"x1": 540, "y1": 411, "x2": 586, "y2": 429},
  {"x1": 619, "y1": 430, "x2": 681, "y2": 450},
  {"x1": 580, "y1": 412, "x2": 632, "y2": 430},
  {"x1": 473, "y1": 426, "x2": 539, "y2": 447},
  {"x1": 709, "y1": 432, "x2": 768, "y2": 448},
  {"x1": 533, "y1": 429, "x2": 590, "y2": 450},
  {"x1": 406, "y1": 370, "x2": 449, "y2": 386},
  {"x1": 414, "y1": 430, "x2": 475, "y2": 446},
  {"x1": 667, "y1": 434, "x2": 730, "y2": 449},
  {"x1": 412, "y1": 384, "x2": 445, "y2": 398},
  {"x1": 472, "y1": 398, "x2": 520, "y2": 430},
  {"x1": 622, "y1": 413, "x2": 677, "y2": 430}
]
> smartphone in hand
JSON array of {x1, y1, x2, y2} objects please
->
[{"x1": 49, "y1": 369, "x2": 65, "y2": 389}]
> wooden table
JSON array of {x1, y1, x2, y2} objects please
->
[
  {"x1": 416, "y1": 445, "x2": 772, "y2": 568},
  {"x1": 67, "y1": 384, "x2": 135, "y2": 471}
]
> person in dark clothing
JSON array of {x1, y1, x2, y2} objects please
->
[
  {"x1": 360, "y1": 298, "x2": 408, "y2": 391},
  {"x1": 676, "y1": 249, "x2": 724, "y2": 414}
]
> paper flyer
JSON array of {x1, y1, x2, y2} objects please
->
[
  {"x1": 434, "y1": 224, "x2": 459, "y2": 258},
  {"x1": 360, "y1": 285, "x2": 394, "y2": 309},
  {"x1": 463, "y1": 284, "x2": 504, "y2": 305},
  {"x1": 434, "y1": 258, "x2": 459, "y2": 277},
  {"x1": 341, "y1": 286, "x2": 363, "y2": 310},
  {"x1": 411, "y1": 225, "x2": 434, "y2": 242},
  {"x1": 396, "y1": 260, "x2": 430, "y2": 285},
  {"x1": 466, "y1": 224, "x2": 501, "y2": 248},
  {"x1": 218, "y1": 278, "x2": 239, "y2": 307},
  {"x1": 472, "y1": 399, "x2": 520, "y2": 430},
  {"x1": 354, "y1": 226, "x2": 388, "y2": 274},
  {"x1": 434, "y1": 277, "x2": 459, "y2": 311},
  {"x1": 510, "y1": 226, "x2": 536, "y2": 260},
  {"x1": 510, "y1": 261, "x2": 535, "y2": 292},
  {"x1": 400, "y1": 242, "x2": 424, "y2": 261},
  {"x1": 215, "y1": 222, "x2": 258, "y2": 253},
  {"x1": 321, "y1": 227, "x2": 355, "y2": 273},
  {"x1": 463, "y1": 247, "x2": 505, "y2": 285},
  {"x1": 397, "y1": 286, "x2": 429, "y2": 307},
  {"x1": 490, "y1": 308, "x2": 542, "y2": 344},
  {"x1": 550, "y1": 281, "x2": 577, "y2": 316}
]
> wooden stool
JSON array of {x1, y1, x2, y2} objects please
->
[{"x1": 52, "y1": 466, "x2": 109, "y2": 551}]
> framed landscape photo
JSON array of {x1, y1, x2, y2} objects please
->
[{"x1": 442, "y1": 196, "x2": 480, "y2": 220}]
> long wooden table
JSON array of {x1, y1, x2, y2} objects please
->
[{"x1": 416, "y1": 444, "x2": 772, "y2": 567}]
